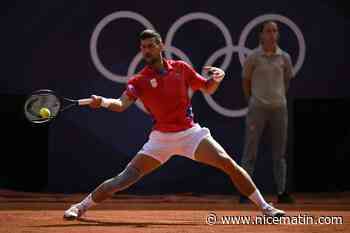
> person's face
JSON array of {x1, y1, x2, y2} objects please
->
[
  {"x1": 261, "y1": 22, "x2": 279, "y2": 45},
  {"x1": 140, "y1": 37, "x2": 163, "y2": 65}
]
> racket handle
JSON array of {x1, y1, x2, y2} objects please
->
[{"x1": 78, "y1": 98, "x2": 92, "y2": 106}]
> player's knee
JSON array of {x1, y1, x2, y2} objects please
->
[
  {"x1": 217, "y1": 153, "x2": 236, "y2": 172},
  {"x1": 100, "y1": 165, "x2": 142, "y2": 195},
  {"x1": 222, "y1": 157, "x2": 245, "y2": 177}
]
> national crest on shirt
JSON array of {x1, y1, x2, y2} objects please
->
[{"x1": 150, "y1": 78, "x2": 158, "y2": 88}]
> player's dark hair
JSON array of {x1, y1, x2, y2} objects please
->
[
  {"x1": 139, "y1": 29, "x2": 162, "y2": 44},
  {"x1": 258, "y1": 20, "x2": 279, "y2": 44}
]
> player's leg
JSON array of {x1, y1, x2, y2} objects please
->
[
  {"x1": 270, "y1": 106, "x2": 293, "y2": 203},
  {"x1": 194, "y1": 136, "x2": 285, "y2": 217},
  {"x1": 195, "y1": 137, "x2": 256, "y2": 196},
  {"x1": 92, "y1": 153, "x2": 162, "y2": 202},
  {"x1": 63, "y1": 153, "x2": 161, "y2": 220}
]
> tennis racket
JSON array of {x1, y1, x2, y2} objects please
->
[{"x1": 24, "y1": 89, "x2": 92, "y2": 124}]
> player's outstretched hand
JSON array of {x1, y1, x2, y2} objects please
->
[
  {"x1": 89, "y1": 95, "x2": 103, "y2": 109},
  {"x1": 204, "y1": 66, "x2": 225, "y2": 82}
]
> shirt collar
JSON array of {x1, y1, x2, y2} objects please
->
[
  {"x1": 163, "y1": 59, "x2": 174, "y2": 71},
  {"x1": 145, "y1": 58, "x2": 174, "y2": 75},
  {"x1": 257, "y1": 45, "x2": 282, "y2": 56}
]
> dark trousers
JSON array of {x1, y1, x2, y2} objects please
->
[{"x1": 241, "y1": 104, "x2": 288, "y2": 194}]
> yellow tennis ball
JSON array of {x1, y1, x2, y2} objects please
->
[{"x1": 39, "y1": 107, "x2": 51, "y2": 118}]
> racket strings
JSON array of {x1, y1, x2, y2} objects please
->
[{"x1": 24, "y1": 93, "x2": 60, "y2": 123}]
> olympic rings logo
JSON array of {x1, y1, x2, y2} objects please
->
[{"x1": 90, "y1": 11, "x2": 306, "y2": 117}]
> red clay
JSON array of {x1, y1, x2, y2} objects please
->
[{"x1": 0, "y1": 190, "x2": 349, "y2": 233}]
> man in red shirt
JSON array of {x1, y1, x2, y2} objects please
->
[{"x1": 64, "y1": 29, "x2": 285, "y2": 220}]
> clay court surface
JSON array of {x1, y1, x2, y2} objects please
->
[{"x1": 0, "y1": 190, "x2": 349, "y2": 233}]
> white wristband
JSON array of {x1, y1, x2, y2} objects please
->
[{"x1": 101, "y1": 97, "x2": 115, "y2": 108}]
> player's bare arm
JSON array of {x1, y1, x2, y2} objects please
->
[
  {"x1": 88, "y1": 92, "x2": 135, "y2": 112},
  {"x1": 201, "y1": 66, "x2": 225, "y2": 95}
]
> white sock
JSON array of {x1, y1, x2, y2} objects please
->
[
  {"x1": 79, "y1": 193, "x2": 96, "y2": 209},
  {"x1": 248, "y1": 189, "x2": 270, "y2": 210}
]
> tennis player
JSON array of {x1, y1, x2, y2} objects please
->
[{"x1": 64, "y1": 29, "x2": 285, "y2": 220}]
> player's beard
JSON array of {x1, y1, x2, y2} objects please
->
[{"x1": 143, "y1": 54, "x2": 161, "y2": 65}]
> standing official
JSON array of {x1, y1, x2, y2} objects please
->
[{"x1": 241, "y1": 21, "x2": 294, "y2": 203}]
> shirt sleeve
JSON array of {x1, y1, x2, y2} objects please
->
[
  {"x1": 283, "y1": 53, "x2": 294, "y2": 80},
  {"x1": 242, "y1": 54, "x2": 255, "y2": 80},
  {"x1": 181, "y1": 61, "x2": 208, "y2": 92},
  {"x1": 124, "y1": 76, "x2": 141, "y2": 100}
]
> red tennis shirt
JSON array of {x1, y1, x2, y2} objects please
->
[{"x1": 124, "y1": 59, "x2": 208, "y2": 132}]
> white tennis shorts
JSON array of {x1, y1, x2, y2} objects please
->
[{"x1": 139, "y1": 124, "x2": 211, "y2": 164}]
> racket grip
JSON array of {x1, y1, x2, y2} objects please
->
[{"x1": 78, "y1": 98, "x2": 92, "y2": 106}]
